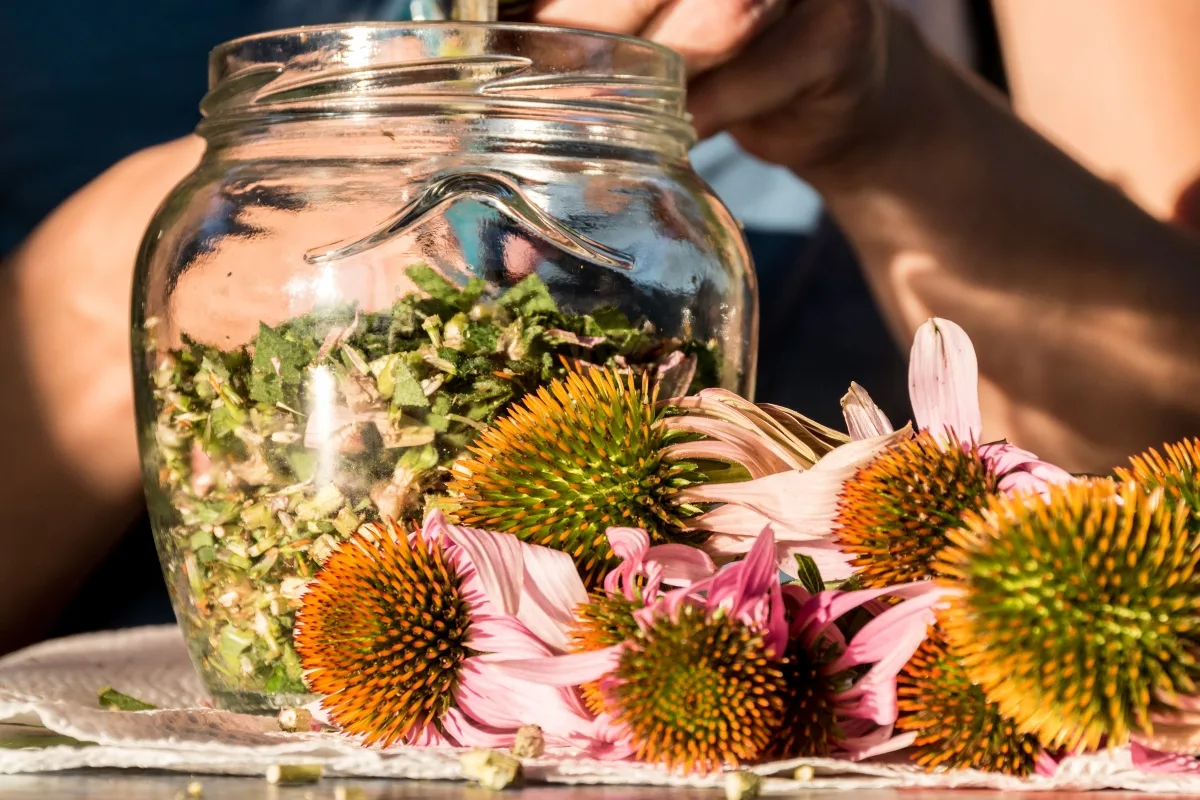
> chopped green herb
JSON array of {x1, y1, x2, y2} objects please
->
[
  {"x1": 145, "y1": 266, "x2": 719, "y2": 701},
  {"x1": 98, "y1": 686, "x2": 157, "y2": 712}
]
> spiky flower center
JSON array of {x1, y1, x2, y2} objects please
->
[
  {"x1": 768, "y1": 637, "x2": 843, "y2": 759},
  {"x1": 569, "y1": 592, "x2": 645, "y2": 715},
  {"x1": 897, "y1": 628, "x2": 1044, "y2": 776},
  {"x1": 1118, "y1": 437, "x2": 1200, "y2": 517},
  {"x1": 294, "y1": 520, "x2": 471, "y2": 747},
  {"x1": 607, "y1": 605, "x2": 786, "y2": 774},
  {"x1": 835, "y1": 430, "x2": 999, "y2": 588},
  {"x1": 938, "y1": 480, "x2": 1200, "y2": 752},
  {"x1": 449, "y1": 368, "x2": 704, "y2": 585}
]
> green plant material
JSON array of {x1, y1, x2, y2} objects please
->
[
  {"x1": 0, "y1": 724, "x2": 94, "y2": 750},
  {"x1": 607, "y1": 604, "x2": 786, "y2": 774},
  {"x1": 510, "y1": 724, "x2": 545, "y2": 758},
  {"x1": 97, "y1": 686, "x2": 157, "y2": 711},
  {"x1": 791, "y1": 554, "x2": 824, "y2": 595},
  {"x1": 724, "y1": 771, "x2": 762, "y2": 800},
  {"x1": 147, "y1": 265, "x2": 719, "y2": 700},
  {"x1": 459, "y1": 748, "x2": 523, "y2": 790},
  {"x1": 449, "y1": 368, "x2": 709, "y2": 585},
  {"x1": 265, "y1": 764, "x2": 323, "y2": 785},
  {"x1": 938, "y1": 479, "x2": 1200, "y2": 753}
]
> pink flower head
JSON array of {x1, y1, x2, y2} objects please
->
[
  {"x1": 295, "y1": 510, "x2": 608, "y2": 752},
  {"x1": 495, "y1": 527, "x2": 949, "y2": 771},
  {"x1": 662, "y1": 318, "x2": 1071, "y2": 581},
  {"x1": 856, "y1": 318, "x2": 1073, "y2": 497}
]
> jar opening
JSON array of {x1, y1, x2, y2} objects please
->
[{"x1": 202, "y1": 22, "x2": 692, "y2": 142}]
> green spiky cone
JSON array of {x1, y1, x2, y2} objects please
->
[
  {"x1": 835, "y1": 429, "x2": 1000, "y2": 589},
  {"x1": 938, "y1": 479, "x2": 1200, "y2": 752},
  {"x1": 1118, "y1": 437, "x2": 1200, "y2": 523},
  {"x1": 898, "y1": 628, "x2": 1046, "y2": 776},
  {"x1": 607, "y1": 604, "x2": 787, "y2": 774},
  {"x1": 448, "y1": 367, "x2": 707, "y2": 585}
]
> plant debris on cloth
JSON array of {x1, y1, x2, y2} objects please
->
[{"x1": 146, "y1": 265, "x2": 718, "y2": 700}]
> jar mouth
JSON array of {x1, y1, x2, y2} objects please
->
[{"x1": 202, "y1": 22, "x2": 692, "y2": 140}]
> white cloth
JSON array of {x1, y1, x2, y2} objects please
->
[{"x1": 1, "y1": 626, "x2": 1198, "y2": 792}]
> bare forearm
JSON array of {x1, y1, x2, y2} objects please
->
[
  {"x1": 803, "y1": 13, "x2": 1200, "y2": 472},
  {"x1": 0, "y1": 137, "x2": 203, "y2": 652}
]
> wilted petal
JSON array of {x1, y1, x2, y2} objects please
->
[
  {"x1": 665, "y1": 388, "x2": 846, "y2": 471},
  {"x1": 646, "y1": 543, "x2": 716, "y2": 585},
  {"x1": 909, "y1": 318, "x2": 983, "y2": 446},
  {"x1": 603, "y1": 527, "x2": 652, "y2": 598},
  {"x1": 840, "y1": 726, "x2": 917, "y2": 761},
  {"x1": 979, "y1": 441, "x2": 1074, "y2": 499},
  {"x1": 676, "y1": 427, "x2": 911, "y2": 537},
  {"x1": 518, "y1": 544, "x2": 589, "y2": 653},
  {"x1": 438, "y1": 514, "x2": 522, "y2": 616},
  {"x1": 841, "y1": 382, "x2": 896, "y2": 441},
  {"x1": 489, "y1": 646, "x2": 624, "y2": 686},
  {"x1": 1130, "y1": 741, "x2": 1200, "y2": 773}
]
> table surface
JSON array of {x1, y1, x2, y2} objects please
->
[{"x1": 0, "y1": 772, "x2": 1191, "y2": 800}]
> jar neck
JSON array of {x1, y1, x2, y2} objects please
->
[{"x1": 199, "y1": 109, "x2": 694, "y2": 163}]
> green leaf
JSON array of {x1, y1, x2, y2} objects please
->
[
  {"x1": 98, "y1": 686, "x2": 157, "y2": 712},
  {"x1": 250, "y1": 323, "x2": 308, "y2": 405},
  {"x1": 407, "y1": 264, "x2": 469, "y2": 308},
  {"x1": 390, "y1": 361, "x2": 429, "y2": 408},
  {"x1": 793, "y1": 554, "x2": 825, "y2": 596},
  {"x1": 498, "y1": 274, "x2": 558, "y2": 316},
  {"x1": 589, "y1": 305, "x2": 633, "y2": 333}
]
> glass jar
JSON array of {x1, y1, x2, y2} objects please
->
[{"x1": 132, "y1": 22, "x2": 756, "y2": 713}]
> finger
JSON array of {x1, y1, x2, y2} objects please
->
[
  {"x1": 688, "y1": 0, "x2": 880, "y2": 138},
  {"x1": 532, "y1": 0, "x2": 673, "y2": 35},
  {"x1": 641, "y1": 0, "x2": 790, "y2": 75}
]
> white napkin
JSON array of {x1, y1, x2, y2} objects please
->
[{"x1": 0, "y1": 626, "x2": 1197, "y2": 793}]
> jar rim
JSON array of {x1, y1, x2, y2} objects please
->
[
  {"x1": 210, "y1": 21, "x2": 682, "y2": 67},
  {"x1": 203, "y1": 21, "x2": 691, "y2": 139}
]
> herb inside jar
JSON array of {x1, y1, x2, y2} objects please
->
[{"x1": 145, "y1": 265, "x2": 717, "y2": 705}]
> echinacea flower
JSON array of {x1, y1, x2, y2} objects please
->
[
  {"x1": 897, "y1": 626, "x2": 1055, "y2": 776},
  {"x1": 495, "y1": 527, "x2": 947, "y2": 773},
  {"x1": 293, "y1": 510, "x2": 602, "y2": 750},
  {"x1": 448, "y1": 368, "x2": 708, "y2": 586},
  {"x1": 937, "y1": 479, "x2": 1200, "y2": 754},
  {"x1": 664, "y1": 317, "x2": 1070, "y2": 583}
]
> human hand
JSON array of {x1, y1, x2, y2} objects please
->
[{"x1": 533, "y1": 0, "x2": 920, "y2": 175}]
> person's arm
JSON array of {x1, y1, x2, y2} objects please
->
[
  {"x1": 994, "y1": 0, "x2": 1200, "y2": 228},
  {"x1": 0, "y1": 136, "x2": 202, "y2": 652},
  {"x1": 548, "y1": 0, "x2": 1200, "y2": 473},
  {"x1": 794, "y1": 12, "x2": 1200, "y2": 473}
]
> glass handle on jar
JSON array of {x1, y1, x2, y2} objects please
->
[{"x1": 303, "y1": 168, "x2": 634, "y2": 270}]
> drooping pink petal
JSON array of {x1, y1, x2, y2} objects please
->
[
  {"x1": 435, "y1": 513, "x2": 522, "y2": 615},
  {"x1": 840, "y1": 726, "x2": 918, "y2": 761},
  {"x1": 645, "y1": 543, "x2": 716, "y2": 585},
  {"x1": 794, "y1": 581, "x2": 943, "y2": 650},
  {"x1": 828, "y1": 585, "x2": 948, "y2": 676},
  {"x1": 517, "y1": 543, "x2": 589, "y2": 652},
  {"x1": 978, "y1": 441, "x2": 1074, "y2": 499},
  {"x1": 437, "y1": 707, "x2": 518, "y2": 750},
  {"x1": 456, "y1": 659, "x2": 594, "y2": 747},
  {"x1": 675, "y1": 427, "x2": 911, "y2": 537},
  {"x1": 1035, "y1": 750, "x2": 1060, "y2": 777},
  {"x1": 466, "y1": 613, "x2": 556, "y2": 658},
  {"x1": 488, "y1": 646, "x2": 624, "y2": 686},
  {"x1": 1131, "y1": 741, "x2": 1200, "y2": 774},
  {"x1": 909, "y1": 318, "x2": 983, "y2": 446},
  {"x1": 603, "y1": 527, "x2": 651, "y2": 598},
  {"x1": 841, "y1": 382, "x2": 896, "y2": 441}
]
